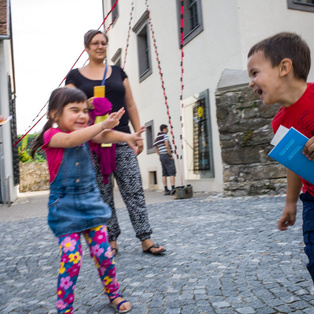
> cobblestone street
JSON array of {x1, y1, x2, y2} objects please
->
[{"x1": 0, "y1": 193, "x2": 313, "y2": 313}]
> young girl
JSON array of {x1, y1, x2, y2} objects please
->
[{"x1": 31, "y1": 87, "x2": 141, "y2": 313}]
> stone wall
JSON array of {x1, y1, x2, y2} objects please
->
[
  {"x1": 216, "y1": 71, "x2": 286, "y2": 196},
  {"x1": 19, "y1": 162, "x2": 49, "y2": 192}
]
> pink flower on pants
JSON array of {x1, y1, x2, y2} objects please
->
[
  {"x1": 93, "y1": 230, "x2": 106, "y2": 245},
  {"x1": 105, "y1": 247, "x2": 113, "y2": 258},
  {"x1": 60, "y1": 276, "x2": 73, "y2": 290},
  {"x1": 64, "y1": 293, "x2": 74, "y2": 305},
  {"x1": 98, "y1": 266, "x2": 106, "y2": 277},
  {"x1": 71, "y1": 233, "x2": 80, "y2": 241},
  {"x1": 108, "y1": 268, "x2": 116, "y2": 278},
  {"x1": 57, "y1": 287, "x2": 65, "y2": 299},
  {"x1": 91, "y1": 244, "x2": 104, "y2": 257},
  {"x1": 61, "y1": 254, "x2": 69, "y2": 264},
  {"x1": 56, "y1": 299, "x2": 67, "y2": 310},
  {"x1": 68, "y1": 264, "x2": 80, "y2": 277},
  {"x1": 61, "y1": 237, "x2": 76, "y2": 253},
  {"x1": 99, "y1": 261, "x2": 115, "y2": 277},
  {"x1": 100, "y1": 259, "x2": 111, "y2": 269}
]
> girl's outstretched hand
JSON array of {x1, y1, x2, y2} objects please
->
[
  {"x1": 101, "y1": 108, "x2": 125, "y2": 130},
  {"x1": 126, "y1": 126, "x2": 145, "y2": 155}
]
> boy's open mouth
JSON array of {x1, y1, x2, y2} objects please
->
[{"x1": 253, "y1": 88, "x2": 263, "y2": 98}]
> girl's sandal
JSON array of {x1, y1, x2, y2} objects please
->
[{"x1": 110, "y1": 295, "x2": 131, "y2": 313}]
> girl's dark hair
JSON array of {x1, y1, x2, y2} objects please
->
[
  {"x1": 248, "y1": 32, "x2": 311, "y2": 81},
  {"x1": 84, "y1": 29, "x2": 109, "y2": 48},
  {"x1": 30, "y1": 87, "x2": 87, "y2": 158}
]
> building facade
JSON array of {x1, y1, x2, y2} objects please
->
[
  {"x1": 103, "y1": 0, "x2": 314, "y2": 193},
  {"x1": 0, "y1": 0, "x2": 19, "y2": 203}
]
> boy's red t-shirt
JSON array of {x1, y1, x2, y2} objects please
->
[{"x1": 272, "y1": 82, "x2": 314, "y2": 196}]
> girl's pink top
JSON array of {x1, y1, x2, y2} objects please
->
[
  {"x1": 42, "y1": 128, "x2": 65, "y2": 183},
  {"x1": 42, "y1": 127, "x2": 102, "y2": 183}
]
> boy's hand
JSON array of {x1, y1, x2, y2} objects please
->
[
  {"x1": 125, "y1": 126, "x2": 145, "y2": 155},
  {"x1": 303, "y1": 137, "x2": 314, "y2": 160},
  {"x1": 101, "y1": 108, "x2": 125, "y2": 130},
  {"x1": 277, "y1": 203, "x2": 297, "y2": 231}
]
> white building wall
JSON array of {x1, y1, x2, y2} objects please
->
[
  {"x1": 237, "y1": 0, "x2": 314, "y2": 81},
  {"x1": 180, "y1": 1, "x2": 242, "y2": 192},
  {"x1": 0, "y1": 40, "x2": 18, "y2": 202},
  {"x1": 104, "y1": 0, "x2": 314, "y2": 192}
]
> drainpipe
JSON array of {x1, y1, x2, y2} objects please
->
[{"x1": 8, "y1": 0, "x2": 16, "y2": 94}]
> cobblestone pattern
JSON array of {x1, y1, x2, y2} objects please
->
[{"x1": 0, "y1": 195, "x2": 313, "y2": 313}]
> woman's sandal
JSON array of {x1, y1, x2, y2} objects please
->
[
  {"x1": 143, "y1": 243, "x2": 166, "y2": 255},
  {"x1": 110, "y1": 295, "x2": 131, "y2": 313}
]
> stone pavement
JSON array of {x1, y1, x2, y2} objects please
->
[{"x1": 0, "y1": 191, "x2": 314, "y2": 313}]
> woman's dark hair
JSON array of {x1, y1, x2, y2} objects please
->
[
  {"x1": 84, "y1": 29, "x2": 109, "y2": 48},
  {"x1": 30, "y1": 87, "x2": 87, "y2": 158}
]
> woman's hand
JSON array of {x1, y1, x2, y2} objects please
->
[
  {"x1": 126, "y1": 126, "x2": 145, "y2": 155},
  {"x1": 87, "y1": 97, "x2": 96, "y2": 110},
  {"x1": 136, "y1": 141, "x2": 144, "y2": 155}
]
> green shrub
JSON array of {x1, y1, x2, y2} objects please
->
[{"x1": 17, "y1": 134, "x2": 46, "y2": 163}]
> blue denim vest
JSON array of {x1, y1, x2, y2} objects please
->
[{"x1": 48, "y1": 143, "x2": 112, "y2": 237}]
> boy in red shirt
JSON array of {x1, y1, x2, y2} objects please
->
[{"x1": 247, "y1": 32, "x2": 314, "y2": 286}]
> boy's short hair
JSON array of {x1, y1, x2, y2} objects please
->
[
  {"x1": 248, "y1": 32, "x2": 311, "y2": 81},
  {"x1": 160, "y1": 124, "x2": 168, "y2": 132}
]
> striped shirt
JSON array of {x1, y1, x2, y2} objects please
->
[{"x1": 154, "y1": 132, "x2": 172, "y2": 154}]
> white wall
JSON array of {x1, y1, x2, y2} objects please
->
[
  {"x1": 237, "y1": 0, "x2": 314, "y2": 81},
  {"x1": 104, "y1": 0, "x2": 314, "y2": 192},
  {"x1": 0, "y1": 40, "x2": 18, "y2": 202}
]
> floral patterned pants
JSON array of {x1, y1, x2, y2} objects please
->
[{"x1": 56, "y1": 225, "x2": 119, "y2": 313}]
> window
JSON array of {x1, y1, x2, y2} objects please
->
[
  {"x1": 111, "y1": 48, "x2": 122, "y2": 67},
  {"x1": 182, "y1": 89, "x2": 214, "y2": 179},
  {"x1": 193, "y1": 96, "x2": 211, "y2": 173},
  {"x1": 111, "y1": 0, "x2": 119, "y2": 23},
  {"x1": 287, "y1": 0, "x2": 314, "y2": 12},
  {"x1": 177, "y1": 0, "x2": 204, "y2": 46},
  {"x1": 148, "y1": 171, "x2": 157, "y2": 186},
  {"x1": 132, "y1": 11, "x2": 152, "y2": 82},
  {"x1": 138, "y1": 26, "x2": 150, "y2": 77},
  {"x1": 145, "y1": 120, "x2": 155, "y2": 154},
  {"x1": 188, "y1": 0, "x2": 199, "y2": 31}
]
